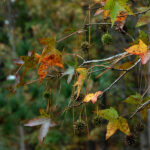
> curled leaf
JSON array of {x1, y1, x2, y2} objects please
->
[{"x1": 73, "y1": 68, "x2": 88, "y2": 98}]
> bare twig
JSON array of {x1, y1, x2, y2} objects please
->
[
  {"x1": 99, "y1": 59, "x2": 140, "y2": 97},
  {"x1": 80, "y1": 52, "x2": 128, "y2": 66},
  {"x1": 63, "y1": 59, "x2": 140, "y2": 111}
]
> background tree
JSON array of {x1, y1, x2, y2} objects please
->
[{"x1": 0, "y1": 0, "x2": 150, "y2": 150}]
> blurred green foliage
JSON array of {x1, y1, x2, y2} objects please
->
[{"x1": 0, "y1": 0, "x2": 150, "y2": 149}]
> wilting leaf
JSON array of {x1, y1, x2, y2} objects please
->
[
  {"x1": 61, "y1": 66, "x2": 74, "y2": 84},
  {"x1": 83, "y1": 91, "x2": 103, "y2": 104},
  {"x1": 38, "y1": 53, "x2": 64, "y2": 82},
  {"x1": 115, "y1": 61, "x2": 134, "y2": 70},
  {"x1": 37, "y1": 37, "x2": 64, "y2": 81},
  {"x1": 97, "y1": 107, "x2": 119, "y2": 121},
  {"x1": 73, "y1": 68, "x2": 88, "y2": 98},
  {"x1": 124, "y1": 93, "x2": 142, "y2": 104},
  {"x1": 24, "y1": 117, "x2": 56, "y2": 143},
  {"x1": 20, "y1": 49, "x2": 38, "y2": 69}
]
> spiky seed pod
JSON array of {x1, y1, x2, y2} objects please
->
[
  {"x1": 81, "y1": 41, "x2": 90, "y2": 51},
  {"x1": 134, "y1": 122, "x2": 145, "y2": 133},
  {"x1": 43, "y1": 91, "x2": 50, "y2": 99},
  {"x1": 92, "y1": 116, "x2": 102, "y2": 127},
  {"x1": 74, "y1": 120, "x2": 86, "y2": 134},
  {"x1": 101, "y1": 33, "x2": 112, "y2": 45},
  {"x1": 125, "y1": 134, "x2": 136, "y2": 146}
]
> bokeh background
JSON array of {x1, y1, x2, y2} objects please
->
[{"x1": 0, "y1": 0, "x2": 150, "y2": 150}]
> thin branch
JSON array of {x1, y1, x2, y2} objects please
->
[
  {"x1": 134, "y1": 7, "x2": 150, "y2": 15},
  {"x1": 56, "y1": 29, "x2": 87, "y2": 43},
  {"x1": 64, "y1": 59, "x2": 140, "y2": 111},
  {"x1": 80, "y1": 52, "x2": 128, "y2": 66},
  {"x1": 99, "y1": 59, "x2": 140, "y2": 97},
  {"x1": 130, "y1": 99, "x2": 150, "y2": 119}
]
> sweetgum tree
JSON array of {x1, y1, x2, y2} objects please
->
[{"x1": 1, "y1": 0, "x2": 150, "y2": 149}]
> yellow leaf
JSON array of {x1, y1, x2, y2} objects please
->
[
  {"x1": 73, "y1": 68, "x2": 88, "y2": 98},
  {"x1": 125, "y1": 39, "x2": 148, "y2": 55},
  {"x1": 83, "y1": 91, "x2": 103, "y2": 104},
  {"x1": 117, "y1": 117, "x2": 130, "y2": 135},
  {"x1": 106, "y1": 120, "x2": 118, "y2": 140},
  {"x1": 106, "y1": 117, "x2": 130, "y2": 140}
]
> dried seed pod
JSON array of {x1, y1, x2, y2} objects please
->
[
  {"x1": 134, "y1": 122, "x2": 145, "y2": 133},
  {"x1": 81, "y1": 41, "x2": 90, "y2": 52},
  {"x1": 74, "y1": 119, "x2": 86, "y2": 135},
  {"x1": 92, "y1": 116, "x2": 102, "y2": 127},
  {"x1": 125, "y1": 134, "x2": 136, "y2": 146}
]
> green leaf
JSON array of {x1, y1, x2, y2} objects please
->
[
  {"x1": 132, "y1": 30, "x2": 149, "y2": 45},
  {"x1": 110, "y1": 2, "x2": 122, "y2": 25},
  {"x1": 98, "y1": 107, "x2": 119, "y2": 121},
  {"x1": 117, "y1": 0, "x2": 134, "y2": 15},
  {"x1": 124, "y1": 93, "x2": 142, "y2": 105},
  {"x1": 104, "y1": 0, "x2": 133, "y2": 25}
]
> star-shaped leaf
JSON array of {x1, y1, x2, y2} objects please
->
[{"x1": 24, "y1": 117, "x2": 56, "y2": 144}]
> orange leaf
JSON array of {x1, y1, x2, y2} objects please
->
[
  {"x1": 38, "y1": 64, "x2": 48, "y2": 82},
  {"x1": 115, "y1": 11, "x2": 128, "y2": 22},
  {"x1": 38, "y1": 54, "x2": 64, "y2": 82},
  {"x1": 103, "y1": 10, "x2": 110, "y2": 19},
  {"x1": 83, "y1": 91, "x2": 103, "y2": 104}
]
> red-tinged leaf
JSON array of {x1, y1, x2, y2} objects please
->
[
  {"x1": 94, "y1": 8, "x2": 104, "y2": 16},
  {"x1": 83, "y1": 91, "x2": 103, "y2": 104},
  {"x1": 140, "y1": 51, "x2": 150, "y2": 65}
]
